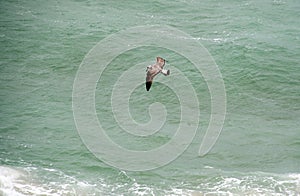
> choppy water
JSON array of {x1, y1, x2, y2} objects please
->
[{"x1": 1, "y1": 0, "x2": 300, "y2": 195}]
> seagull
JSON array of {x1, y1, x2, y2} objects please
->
[{"x1": 145, "y1": 57, "x2": 170, "y2": 91}]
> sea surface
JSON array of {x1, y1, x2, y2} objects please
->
[{"x1": 1, "y1": 0, "x2": 300, "y2": 195}]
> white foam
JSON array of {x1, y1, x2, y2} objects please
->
[
  {"x1": 0, "y1": 165, "x2": 61, "y2": 196},
  {"x1": 0, "y1": 166, "x2": 100, "y2": 196},
  {"x1": 0, "y1": 166, "x2": 26, "y2": 196},
  {"x1": 191, "y1": 172, "x2": 300, "y2": 195},
  {"x1": 1, "y1": 166, "x2": 299, "y2": 195},
  {"x1": 95, "y1": 171, "x2": 300, "y2": 196}
]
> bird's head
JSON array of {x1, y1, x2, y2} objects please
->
[{"x1": 146, "y1": 65, "x2": 152, "y2": 72}]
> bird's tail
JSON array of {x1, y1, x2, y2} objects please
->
[{"x1": 161, "y1": 69, "x2": 170, "y2": 76}]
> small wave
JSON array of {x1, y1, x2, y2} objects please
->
[
  {"x1": 0, "y1": 166, "x2": 100, "y2": 196},
  {"x1": 1, "y1": 165, "x2": 299, "y2": 195},
  {"x1": 189, "y1": 171, "x2": 300, "y2": 196},
  {"x1": 123, "y1": 171, "x2": 300, "y2": 196}
]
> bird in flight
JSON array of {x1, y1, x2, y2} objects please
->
[{"x1": 145, "y1": 57, "x2": 170, "y2": 91}]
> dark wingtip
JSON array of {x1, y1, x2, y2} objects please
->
[{"x1": 146, "y1": 81, "x2": 152, "y2": 91}]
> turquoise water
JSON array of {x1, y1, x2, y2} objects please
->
[{"x1": 1, "y1": 0, "x2": 300, "y2": 195}]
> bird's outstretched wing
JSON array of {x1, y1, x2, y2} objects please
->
[{"x1": 156, "y1": 57, "x2": 166, "y2": 68}]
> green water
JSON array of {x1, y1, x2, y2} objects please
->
[{"x1": 1, "y1": 0, "x2": 299, "y2": 195}]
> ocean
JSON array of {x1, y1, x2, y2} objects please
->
[{"x1": 1, "y1": 0, "x2": 299, "y2": 195}]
